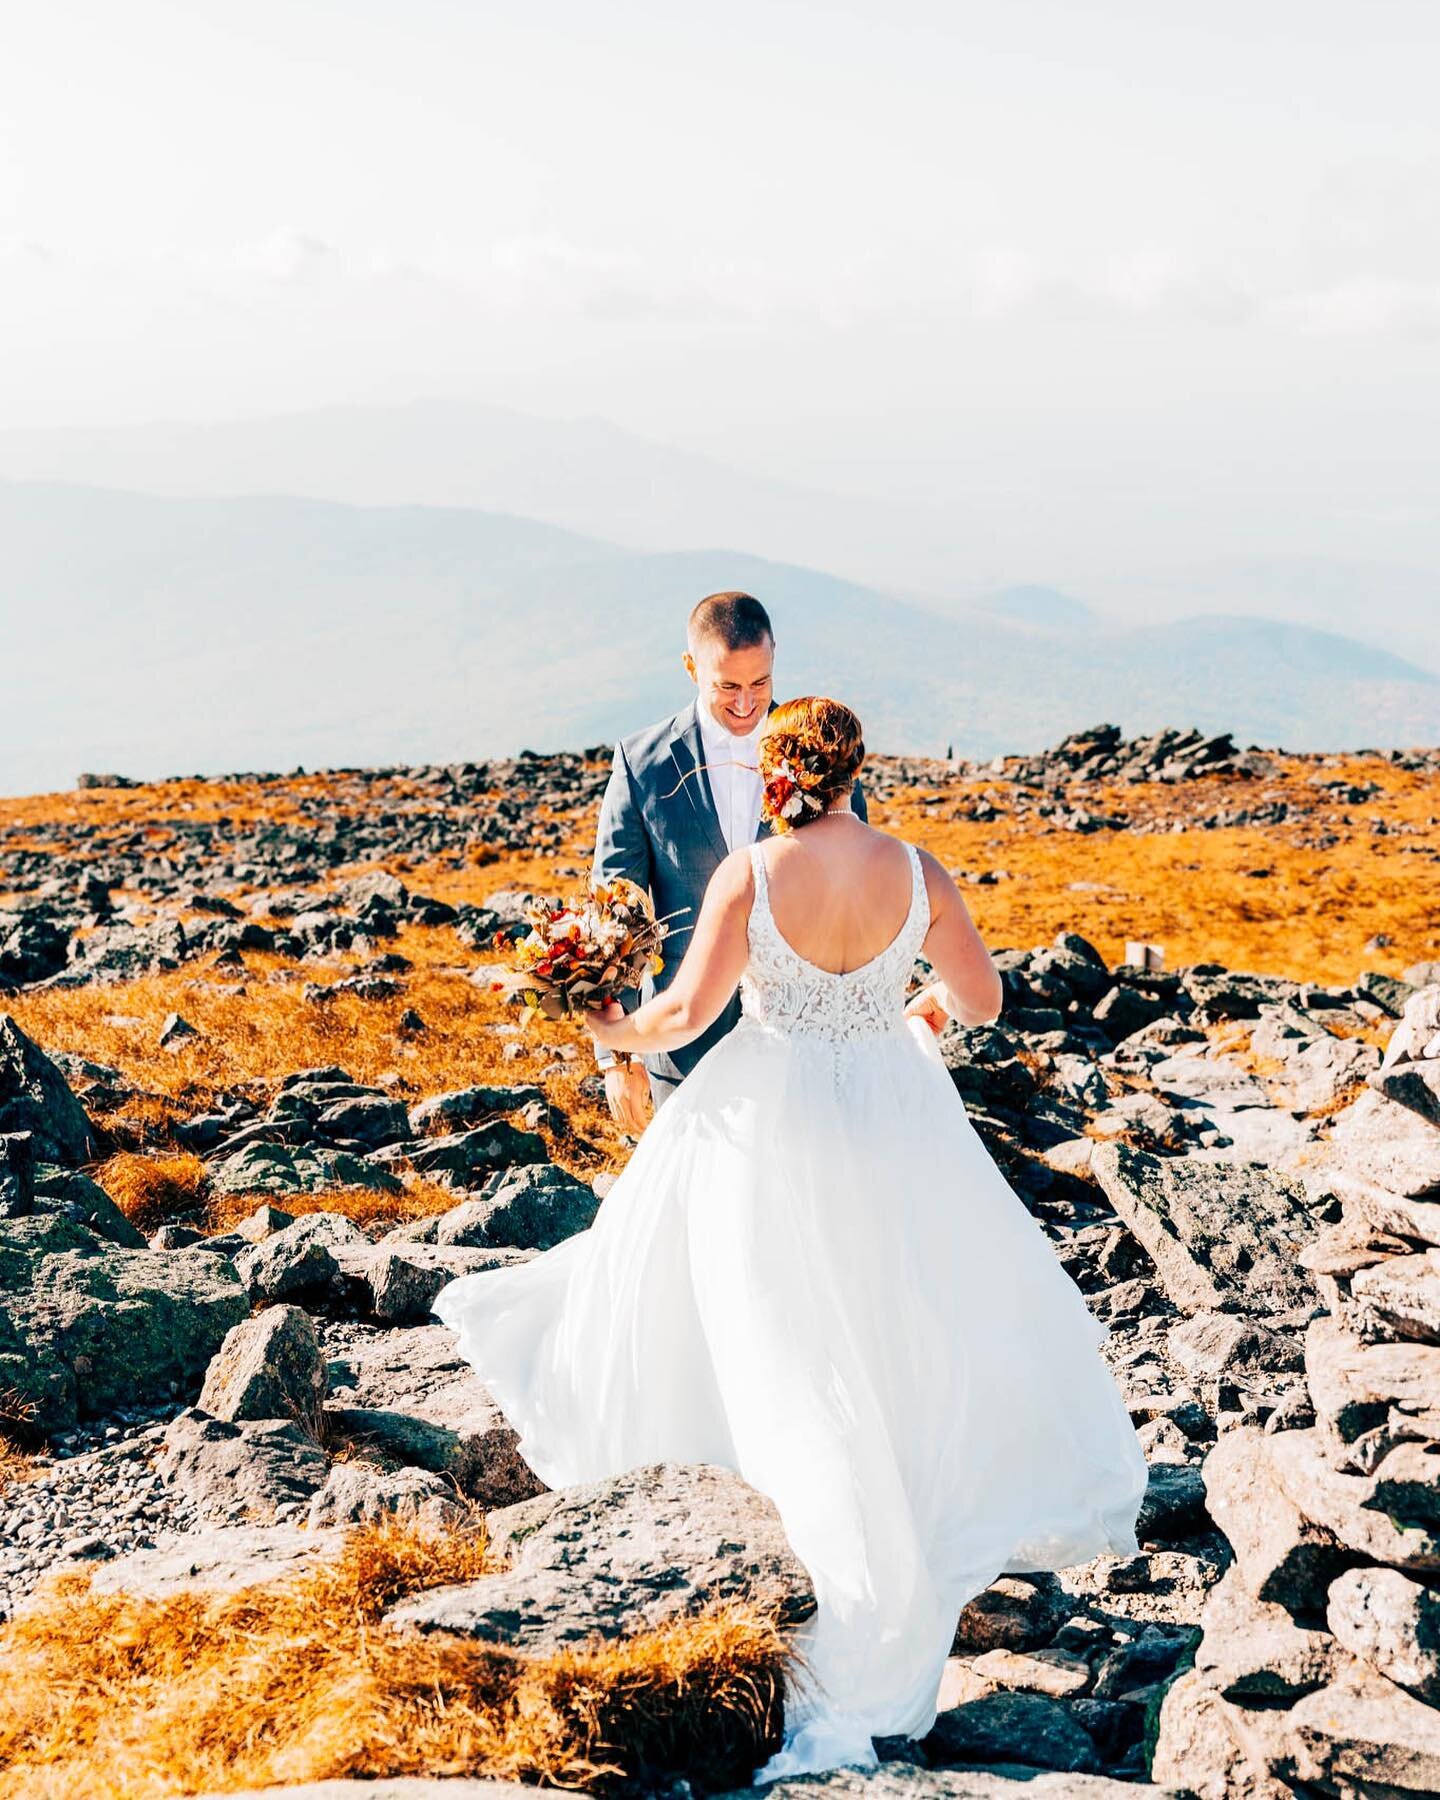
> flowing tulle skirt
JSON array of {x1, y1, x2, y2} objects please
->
[{"x1": 431, "y1": 1016, "x2": 1148, "y2": 1783}]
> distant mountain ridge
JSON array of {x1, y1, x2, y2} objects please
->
[
  {"x1": 2, "y1": 479, "x2": 1436, "y2": 797},
  {"x1": 979, "y1": 586, "x2": 1097, "y2": 631},
  {"x1": 2, "y1": 399, "x2": 1436, "y2": 679}
]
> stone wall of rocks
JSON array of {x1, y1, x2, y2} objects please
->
[{"x1": 1152, "y1": 983, "x2": 1440, "y2": 1798}]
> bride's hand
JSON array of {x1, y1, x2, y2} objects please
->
[{"x1": 904, "y1": 982, "x2": 950, "y2": 1035}]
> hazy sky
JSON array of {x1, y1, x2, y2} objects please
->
[{"x1": 4, "y1": 1, "x2": 1440, "y2": 577}]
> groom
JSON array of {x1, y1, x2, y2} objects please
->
[{"x1": 593, "y1": 591, "x2": 868, "y2": 1131}]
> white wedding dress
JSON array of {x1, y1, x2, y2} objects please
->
[{"x1": 432, "y1": 839, "x2": 1149, "y2": 1783}]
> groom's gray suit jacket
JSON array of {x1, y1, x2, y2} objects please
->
[{"x1": 593, "y1": 697, "x2": 868, "y2": 1104}]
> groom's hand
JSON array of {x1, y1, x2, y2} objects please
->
[{"x1": 604, "y1": 1061, "x2": 652, "y2": 1135}]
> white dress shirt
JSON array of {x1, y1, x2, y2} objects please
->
[{"x1": 698, "y1": 706, "x2": 766, "y2": 853}]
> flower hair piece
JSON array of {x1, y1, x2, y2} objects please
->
[{"x1": 762, "y1": 756, "x2": 827, "y2": 829}]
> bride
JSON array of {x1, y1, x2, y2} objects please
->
[{"x1": 432, "y1": 696, "x2": 1149, "y2": 1784}]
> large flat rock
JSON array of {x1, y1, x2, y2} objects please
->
[
  {"x1": 1089, "y1": 1145, "x2": 1318, "y2": 1315},
  {"x1": 66, "y1": 1524, "x2": 347, "y2": 1601},
  {"x1": 385, "y1": 1461, "x2": 815, "y2": 1652}
]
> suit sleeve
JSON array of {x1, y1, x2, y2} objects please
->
[
  {"x1": 851, "y1": 774, "x2": 870, "y2": 823},
  {"x1": 592, "y1": 740, "x2": 654, "y2": 1044}
]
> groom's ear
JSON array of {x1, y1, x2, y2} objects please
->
[{"x1": 681, "y1": 650, "x2": 697, "y2": 684}]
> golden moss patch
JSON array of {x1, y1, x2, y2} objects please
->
[{"x1": 0, "y1": 1515, "x2": 789, "y2": 1798}]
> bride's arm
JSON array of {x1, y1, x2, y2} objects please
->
[
  {"x1": 586, "y1": 849, "x2": 754, "y2": 1057},
  {"x1": 913, "y1": 848, "x2": 1004, "y2": 1027}
]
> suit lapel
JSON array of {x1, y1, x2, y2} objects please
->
[
  {"x1": 669, "y1": 701, "x2": 728, "y2": 864},
  {"x1": 670, "y1": 696, "x2": 781, "y2": 857}
]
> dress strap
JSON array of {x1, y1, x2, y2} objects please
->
[
  {"x1": 748, "y1": 840, "x2": 769, "y2": 900},
  {"x1": 906, "y1": 841, "x2": 930, "y2": 937}
]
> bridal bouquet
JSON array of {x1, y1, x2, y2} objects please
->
[{"x1": 489, "y1": 877, "x2": 680, "y2": 1024}]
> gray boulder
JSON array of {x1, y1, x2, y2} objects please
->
[
  {"x1": 1305, "y1": 1313, "x2": 1440, "y2": 1462},
  {"x1": 1149, "y1": 1048, "x2": 1269, "y2": 1112},
  {"x1": 1201, "y1": 1427, "x2": 1351, "y2": 1613},
  {"x1": 1287, "y1": 1655, "x2": 1440, "y2": 1795},
  {"x1": 1150, "y1": 1664, "x2": 1282, "y2": 1800},
  {"x1": 1090, "y1": 1145, "x2": 1319, "y2": 1315},
  {"x1": 1327, "y1": 1565, "x2": 1440, "y2": 1704},
  {"x1": 306, "y1": 1461, "x2": 469, "y2": 1530},
  {"x1": 389, "y1": 1122, "x2": 549, "y2": 1187},
  {"x1": 1351, "y1": 1250, "x2": 1440, "y2": 1343},
  {"x1": 923, "y1": 1691, "x2": 1101, "y2": 1775},
  {"x1": 1136, "y1": 1461, "x2": 1209, "y2": 1542},
  {"x1": 1193, "y1": 1563, "x2": 1337, "y2": 1699},
  {"x1": 32, "y1": 1162, "x2": 145, "y2": 1246},
  {"x1": 0, "y1": 1131, "x2": 32, "y2": 1215},
  {"x1": 314, "y1": 1095, "x2": 411, "y2": 1148},
  {"x1": 0, "y1": 1214, "x2": 246, "y2": 1432},
  {"x1": 385, "y1": 1461, "x2": 814, "y2": 1652},
  {"x1": 1371, "y1": 1060, "x2": 1440, "y2": 1129},
  {"x1": 1323, "y1": 1172, "x2": 1440, "y2": 1250},
  {"x1": 1167, "y1": 1311, "x2": 1305, "y2": 1384},
  {"x1": 0, "y1": 1016, "x2": 94, "y2": 1164},
  {"x1": 330, "y1": 1241, "x2": 531, "y2": 1324},
  {"x1": 385, "y1": 1164, "x2": 598, "y2": 1251},
  {"x1": 324, "y1": 1323, "x2": 545, "y2": 1505},
  {"x1": 408, "y1": 1085, "x2": 545, "y2": 1135},
  {"x1": 1182, "y1": 966, "x2": 1301, "y2": 1022},
  {"x1": 1268, "y1": 1428, "x2": 1440, "y2": 1572},
  {"x1": 156, "y1": 1407, "x2": 330, "y2": 1523},
  {"x1": 209, "y1": 1140, "x2": 403, "y2": 1198},
  {"x1": 1277, "y1": 1033, "x2": 1381, "y2": 1112},
  {"x1": 1325, "y1": 1088, "x2": 1440, "y2": 1198},
  {"x1": 234, "y1": 1201, "x2": 296, "y2": 1242},
  {"x1": 231, "y1": 1212, "x2": 371, "y2": 1305},
  {"x1": 951, "y1": 1572, "x2": 1071, "y2": 1653},
  {"x1": 198, "y1": 1303, "x2": 327, "y2": 1439}
]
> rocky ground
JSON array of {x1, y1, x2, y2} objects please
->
[{"x1": 2, "y1": 724, "x2": 1439, "y2": 1798}]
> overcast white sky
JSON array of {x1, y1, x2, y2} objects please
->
[{"x1": 3, "y1": 1, "x2": 1439, "y2": 578}]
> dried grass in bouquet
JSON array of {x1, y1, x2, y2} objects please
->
[{"x1": 489, "y1": 877, "x2": 687, "y2": 1025}]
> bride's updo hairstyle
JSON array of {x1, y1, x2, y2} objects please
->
[{"x1": 759, "y1": 697, "x2": 866, "y2": 833}]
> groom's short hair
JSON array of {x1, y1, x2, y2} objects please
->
[{"x1": 688, "y1": 591, "x2": 773, "y2": 653}]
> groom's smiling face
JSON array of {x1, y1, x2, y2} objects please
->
[{"x1": 683, "y1": 633, "x2": 775, "y2": 737}]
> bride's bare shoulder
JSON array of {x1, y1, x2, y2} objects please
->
[{"x1": 712, "y1": 843, "x2": 759, "y2": 897}]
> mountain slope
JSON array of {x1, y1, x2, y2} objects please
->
[
  {"x1": 0, "y1": 400, "x2": 930, "y2": 587},
  {"x1": 3, "y1": 482, "x2": 1436, "y2": 796}
]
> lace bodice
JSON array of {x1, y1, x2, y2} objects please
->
[{"x1": 739, "y1": 838, "x2": 931, "y2": 1043}]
